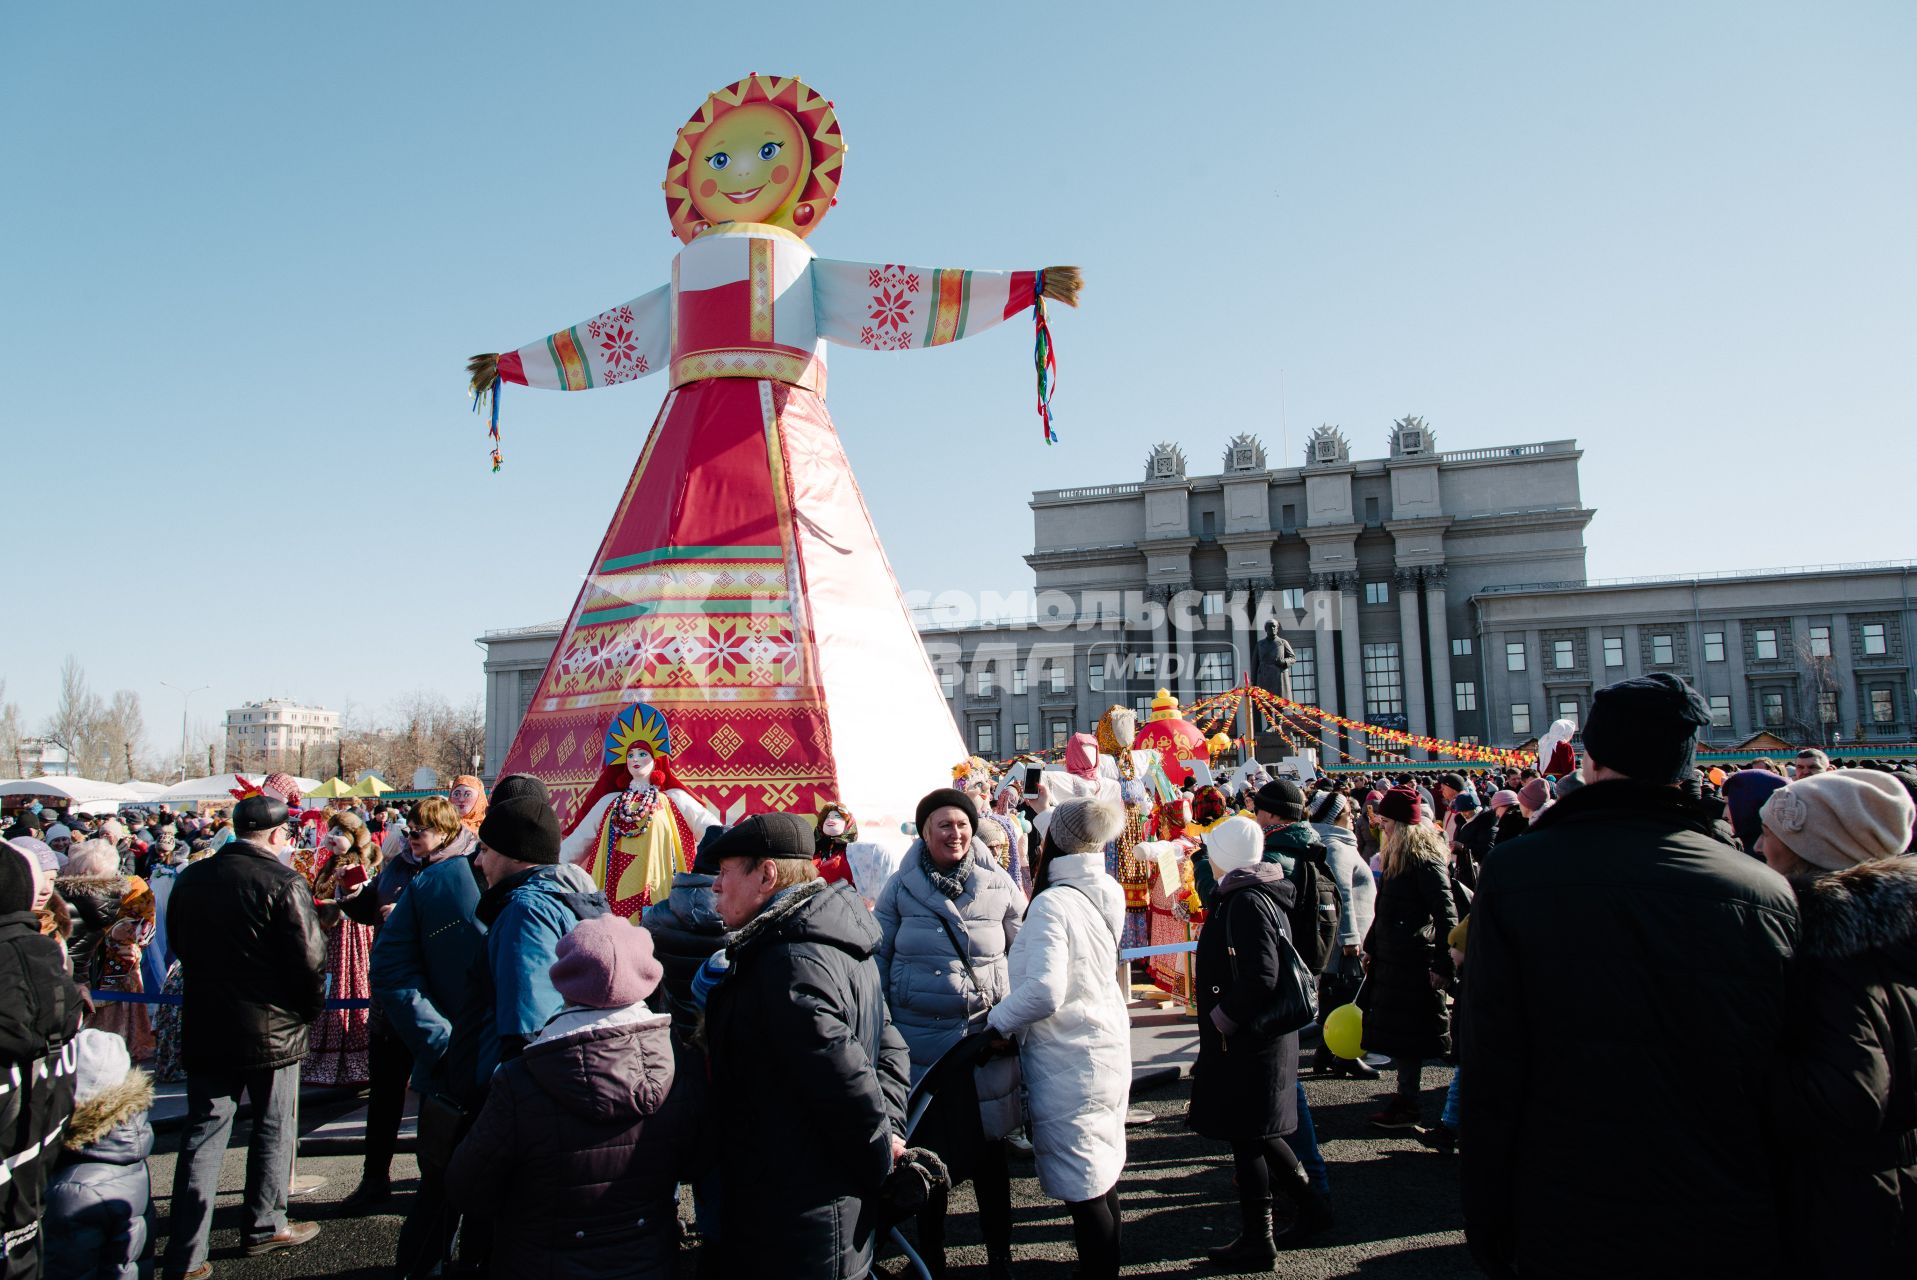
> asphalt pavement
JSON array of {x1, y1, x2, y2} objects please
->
[{"x1": 144, "y1": 1052, "x2": 1477, "y2": 1278}]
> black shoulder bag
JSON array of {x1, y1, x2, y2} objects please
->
[{"x1": 1226, "y1": 890, "x2": 1319, "y2": 1038}]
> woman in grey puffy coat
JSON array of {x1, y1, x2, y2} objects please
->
[
  {"x1": 43, "y1": 1029, "x2": 152, "y2": 1280},
  {"x1": 875, "y1": 788, "x2": 1026, "y2": 1280}
]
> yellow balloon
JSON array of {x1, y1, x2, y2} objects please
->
[{"x1": 1323, "y1": 1003, "x2": 1365, "y2": 1060}]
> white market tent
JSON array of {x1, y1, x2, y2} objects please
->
[
  {"x1": 155, "y1": 773, "x2": 323, "y2": 805},
  {"x1": 121, "y1": 781, "x2": 171, "y2": 799},
  {"x1": 0, "y1": 776, "x2": 142, "y2": 810}
]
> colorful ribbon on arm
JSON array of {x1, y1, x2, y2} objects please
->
[
  {"x1": 472, "y1": 373, "x2": 503, "y2": 471},
  {"x1": 1033, "y1": 272, "x2": 1058, "y2": 445}
]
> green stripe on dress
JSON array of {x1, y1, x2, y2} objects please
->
[{"x1": 598, "y1": 545, "x2": 785, "y2": 572}]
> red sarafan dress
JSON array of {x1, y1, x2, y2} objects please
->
[
  {"x1": 302, "y1": 853, "x2": 373, "y2": 1087},
  {"x1": 488, "y1": 222, "x2": 1052, "y2": 838}
]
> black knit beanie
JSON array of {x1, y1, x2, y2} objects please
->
[
  {"x1": 1581, "y1": 673, "x2": 1712, "y2": 784},
  {"x1": 489, "y1": 773, "x2": 551, "y2": 806},
  {"x1": 477, "y1": 793, "x2": 561, "y2": 865},
  {"x1": 0, "y1": 839, "x2": 34, "y2": 914},
  {"x1": 915, "y1": 788, "x2": 979, "y2": 834}
]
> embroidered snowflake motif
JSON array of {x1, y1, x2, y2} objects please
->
[
  {"x1": 869, "y1": 286, "x2": 913, "y2": 332},
  {"x1": 904, "y1": 273, "x2": 921, "y2": 293}
]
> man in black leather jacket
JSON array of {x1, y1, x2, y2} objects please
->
[{"x1": 162, "y1": 795, "x2": 327, "y2": 1278}]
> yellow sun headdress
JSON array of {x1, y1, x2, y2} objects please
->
[
  {"x1": 664, "y1": 73, "x2": 845, "y2": 244},
  {"x1": 604, "y1": 701, "x2": 672, "y2": 768}
]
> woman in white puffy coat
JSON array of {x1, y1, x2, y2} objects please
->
[{"x1": 987, "y1": 796, "x2": 1131, "y2": 1279}]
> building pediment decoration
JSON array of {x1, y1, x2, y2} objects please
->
[
  {"x1": 1223, "y1": 433, "x2": 1267, "y2": 473},
  {"x1": 1389, "y1": 415, "x2": 1435, "y2": 458},
  {"x1": 1305, "y1": 424, "x2": 1349, "y2": 467},
  {"x1": 1145, "y1": 441, "x2": 1188, "y2": 482}
]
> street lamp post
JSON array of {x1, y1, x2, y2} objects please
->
[{"x1": 161, "y1": 682, "x2": 210, "y2": 782}]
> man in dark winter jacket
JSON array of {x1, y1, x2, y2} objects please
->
[
  {"x1": 701, "y1": 812, "x2": 911, "y2": 1280},
  {"x1": 1460, "y1": 673, "x2": 1798, "y2": 1280},
  {"x1": 2, "y1": 839, "x2": 85, "y2": 1280},
  {"x1": 163, "y1": 795, "x2": 327, "y2": 1277}
]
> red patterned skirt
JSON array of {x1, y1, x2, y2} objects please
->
[{"x1": 302, "y1": 918, "x2": 373, "y2": 1087}]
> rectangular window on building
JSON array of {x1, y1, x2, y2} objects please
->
[
  {"x1": 1365, "y1": 581, "x2": 1390, "y2": 605},
  {"x1": 1557, "y1": 700, "x2": 1579, "y2": 730},
  {"x1": 1506, "y1": 640, "x2": 1526, "y2": 672},
  {"x1": 1013, "y1": 723, "x2": 1031, "y2": 751},
  {"x1": 1459, "y1": 735, "x2": 1479, "y2": 747},
  {"x1": 1291, "y1": 646, "x2": 1317, "y2": 707},
  {"x1": 1364, "y1": 495, "x2": 1380, "y2": 524},
  {"x1": 1451, "y1": 637, "x2": 1472, "y2": 657},
  {"x1": 1362, "y1": 642, "x2": 1403, "y2": 718},
  {"x1": 1603, "y1": 636, "x2": 1624, "y2": 667},
  {"x1": 1280, "y1": 503, "x2": 1297, "y2": 530},
  {"x1": 1050, "y1": 720, "x2": 1070, "y2": 749},
  {"x1": 1202, "y1": 590, "x2": 1225, "y2": 616},
  {"x1": 974, "y1": 722, "x2": 996, "y2": 755},
  {"x1": 1196, "y1": 651, "x2": 1232, "y2": 695},
  {"x1": 1809, "y1": 625, "x2": 1832, "y2": 657},
  {"x1": 1652, "y1": 634, "x2": 1675, "y2": 664},
  {"x1": 975, "y1": 670, "x2": 994, "y2": 697},
  {"x1": 1012, "y1": 668, "x2": 1027, "y2": 695},
  {"x1": 1087, "y1": 654, "x2": 1105, "y2": 692},
  {"x1": 1818, "y1": 691, "x2": 1839, "y2": 724},
  {"x1": 1135, "y1": 695, "x2": 1155, "y2": 720},
  {"x1": 1709, "y1": 695, "x2": 1731, "y2": 728},
  {"x1": 1279, "y1": 587, "x2": 1305, "y2": 612},
  {"x1": 1135, "y1": 653, "x2": 1155, "y2": 678},
  {"x1": 1511, "y1": 703, "x2": 1531, "y2": 736},
  {"x1": 1762, "y1": 691, "x2": 1785, "y2": 726},
  {"x1": 1703, "y1": 631, "x2": 1725, "y2": 663},
  {"x1": 1871, "y1": 687, "x2": 1896, "y2": 724},
  {"x1": 1553, "y1": 639, "x2": 1574, "y2": 670},
  {"x1": 1754, "y1": 628, "x2": 1778, "y2": 660},
  {"x1": 1201, "y1": 511, "x2": 1216, "y2": 539},
  {"x1": 1454, "y1": 681, "x2": 1477, "y2": 711},
  {"x1": 1864, "y1": 623, "x2": 1889, "y2": 656},
  {"x1": 1049, "y1": 662, "x2": 1068, "y2": 693}
]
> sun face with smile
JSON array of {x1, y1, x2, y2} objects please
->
[{"x1": 690, "y1": 102, "x2": 810, "y2": 228}]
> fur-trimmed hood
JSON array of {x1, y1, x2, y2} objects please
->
[
  {"x1": 1792, "y1": 856, "x2": 1917, "y2": 961},
  {"x1": 64, "y1": 1068, "x2": 154, "y2": 1151}
]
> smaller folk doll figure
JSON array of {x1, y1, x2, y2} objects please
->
[
  {"x1": 814, "y1": 801, "x2": 859, "y2": 886},
  {"x1": 562, "y1": 702, "x2": 721, "y2": 918}
]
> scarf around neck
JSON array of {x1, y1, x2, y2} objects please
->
[{"x1": 919, "y1": 842, "x2": 973, "y2": 900}]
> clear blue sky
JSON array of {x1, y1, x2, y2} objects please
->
[{"x1": 4, "y1": 1, "x2": 1912, "y2": 743}]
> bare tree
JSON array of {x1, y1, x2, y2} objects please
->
[
  {"x1": 329, "y1": 692, "x2": 485, "y2": 787},
  {"x1": 1795, "y1": 642, "x2": 1843, "y2": 749},
  {"x1": 44, "y1": 656, "x2": 109, "y2": 778},
  {"x1": 0, "y1": 680, "x2": 22, "y2": 780},
  {"x1": 97, "y1": 690, "x2": 147, "y2": 781}
]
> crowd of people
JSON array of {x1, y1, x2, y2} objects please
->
[{"x1": 4, "y1": 678, "x2": 1916, "y2": 1278}]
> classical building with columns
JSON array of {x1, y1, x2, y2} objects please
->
[
  {"x1": 479, "y1": 421, "x2": 1915, "y2": 770},
  {"x1": 916, "y1": 419, "x2": 1591, "y2": 761}
]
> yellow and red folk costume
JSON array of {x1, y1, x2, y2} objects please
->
[
  {"x1": 472, "y1": 75, "x2": 1080, "y2": 839},
  {"x1": 561, "y1": 702, "x2": 720, "y2": 918}
]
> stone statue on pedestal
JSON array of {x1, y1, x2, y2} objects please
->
[{"x1": 1252, "y1": 620, "x2": 1296, "y2": 702}]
